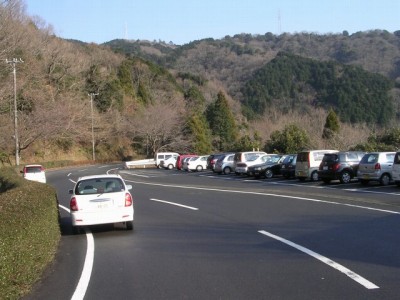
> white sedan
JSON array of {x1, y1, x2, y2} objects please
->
[
  {"x1": 69, "y1": 174, "x2": 134, "y2": 233},
  {"x1": 21, "y1": 164, "x2": 46, "y2": 183},
  {"x1": 186, "y1": 155, "x2": 209, "y2": 171}
]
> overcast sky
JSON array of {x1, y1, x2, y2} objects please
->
[{"x1": 25, "y1": 0, "x2": 399, "y2": 45}]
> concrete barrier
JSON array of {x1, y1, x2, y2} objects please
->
[{"x1": 124, "y1": 159, "x2": 156, "y2": 169}]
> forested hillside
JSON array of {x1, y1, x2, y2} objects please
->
[
  {"x1": 241, "y1": 52, "x2": 394, "y2": 124},
  {"x1": 105, "y1": 30, "x2": 400, "y2": 102},
  {"x1": 1, "y1": 0, "x2": 400, "y2": 165}
]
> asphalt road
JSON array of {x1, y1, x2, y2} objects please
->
[{"x1": 25, "y1": 164, "x2": 400, "y2": 300}]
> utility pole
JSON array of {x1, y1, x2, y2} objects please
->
[
  {"x1": 89, "y1": 93, "x2": 99, "y2": 161},
  {"x1": 6, "y1": 58, "x2": 24, "y2": 166}
]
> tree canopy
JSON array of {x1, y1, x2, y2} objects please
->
[{"x1": 242, "y1": 52, "x2": 394, "y2": 125}]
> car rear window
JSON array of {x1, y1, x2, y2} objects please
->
[
  {"x1": 297, "y1": 152, "x2": 309, "y2": 162},
  {"x1": 360, "y1": 153, "x2": 378, "y2": 164},
  {"x1": 322, "y1": 154, "x2": 338, "y2": 163},
  {"x1": 76, "y1": 178, "x2": 124, "y2": 195},
  {"x1": 282, "y1": 155, "x2": 296, "y2": 164},
  {"x1": 394, "y1": 153, "x2": 400, "y2": 164},
  {"x1": 25, "y1": 166, "x2": 43, "y2": 173}
]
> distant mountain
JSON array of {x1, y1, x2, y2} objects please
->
[{"x1": 104, "y1": 30, "x2": 400, "y2": 124}]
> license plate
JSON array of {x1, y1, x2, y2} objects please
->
[
  {"x1": 323, "y1": 166, "x2": 328, "y2": 170},
  {"x1": 97, "y1": 203, "x2": 108, "y2": 209}
]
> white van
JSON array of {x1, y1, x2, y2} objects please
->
[
  {"x1": 155, "y1": 152, "x2": 179, "y2": 168},
  {"x1": 295, "y1": 150, "x2": 338, "y2": 181},
  {"x1": 391, "y1": 151, "x2": 400, "y2": 186}
]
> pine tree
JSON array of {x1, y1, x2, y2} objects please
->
[
  {"x1": 186, "y1": 114, "x2": 212, "y2": 154},
  {"x1": 322, "y1": 108, "x2": 340, "y2": 139},
  {"x1": 206, "y1": 91, "x2": 238, "y2": 151}
]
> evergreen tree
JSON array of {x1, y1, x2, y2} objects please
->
[
  {"x1": 185, "y1": 114, "x2": 212, "y2": 154},
  {"x1": 265, "y1": 124, "x2": 310, "y2": 153},
  {"x1": 206, "y1": 91, "x2": 238, "y2": 151},
  {"x1": 322, "y1": 108, "x2": 340, "y2": 139}
]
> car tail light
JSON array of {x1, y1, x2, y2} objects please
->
[
  {"x1": 374, "y1": 163, "x2": 381, "y2": 170},
  {"x1": 332, "y1": 163, "x2": 341, "y2": 171},
  {"x1": 125, "y1": 193, "x2": 133, "y2": 206},
  {"x1": 70, "y1": 197, "x2": 78, "y2": 211}
]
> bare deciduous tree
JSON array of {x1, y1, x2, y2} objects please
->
[{"x1": 127, "y1": 102, "x2": 186, "y2": 157}]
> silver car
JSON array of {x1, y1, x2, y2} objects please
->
[
  {"x1": 357, "y1": 152, "x2": 395, "y2": 186},
  {"x1": 214, "y1": 153, "x2": 235, "y2": 175}
]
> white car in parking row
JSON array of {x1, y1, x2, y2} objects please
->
[{"x1": 185, "y1": 155, "x2": 209, "y2": 172}]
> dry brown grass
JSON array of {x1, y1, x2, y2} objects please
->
[{"x1": 249, "y1": 108, "x2": 373, "y2": 151}]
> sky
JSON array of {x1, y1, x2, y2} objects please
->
[{"x1": 25, "y1": 0, "x2": 399, "y2": 45}]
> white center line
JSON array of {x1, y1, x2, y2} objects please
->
[
  {"x1": 258, "y1": 230, "x2": 379, "y2": 290},
  {"x1": 149, "y1": 198, "x2": 199, "y2": 210}
]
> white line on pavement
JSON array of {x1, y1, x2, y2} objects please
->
[
  {"x1": 258, "y1": 230, "x2": 379, "y2": 290},
  {"x1": 59, "y1": 205, "x2": 94, "y2": 300},
  {"x1": 124, "y1": 180, "x2": 400, "y2": 215},
  {"x1": 149, "y1": 198, "x2": 199, "y2": 210}
]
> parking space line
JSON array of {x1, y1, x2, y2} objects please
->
[
  {"x1": 125, "y1": 180, "x2": 400, "y2": 215},
  {"x1": 258, "y1": 230, "x2": 379, "y2": 290}
]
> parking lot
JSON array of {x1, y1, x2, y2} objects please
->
[{"x1": 120, "y1": 167, "x2": 400, "y2": 210}]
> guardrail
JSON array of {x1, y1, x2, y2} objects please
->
[{"x1": 124, "y1": 159, "x2": 155, "y2": 169}]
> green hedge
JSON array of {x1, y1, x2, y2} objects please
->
[{"x1": 0, "y1": 167, "x2": 61, "y2": 299}]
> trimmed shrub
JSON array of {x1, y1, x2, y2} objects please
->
[{"x1": 0, "y1": 167, "x2": 60, "y2": 299}]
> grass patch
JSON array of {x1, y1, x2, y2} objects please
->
[{"x1": 0, "y1": 167, "x2": 61, "y2": 299}]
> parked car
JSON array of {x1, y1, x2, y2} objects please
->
[
  {"x1": 214, "y1": 153, "x2": 235, "y2": 175},
  {"x1": 235, "y1": 153, "x2": 270, "y2": 175},
  {"x1": 176, "y1": 154, "x2": 197, "y2": 170},
  {"x1": 233, "y1": 151, "x2": 268, "y2": 175},
  {"x1": 21, "y1": 164, "x2": 46, "y2": 183},
  {"x1": 280, "y1": 154, "x2": 297, "y2": 179},
  {"x1": 69, "y1": 174, "x2": 134, "y2": 233},
  {"x1": 392, "y1": 151, "x2": 400, "y2": 186},
  {"x1": 295, "y1": 150, "x2": 338, "y2": 181},
  {"x1": 160, "y1": 155, "x2": 179, "y2": 170},
  {"x1": 155, "y1": 152, "x2": 179, "y2": 168},
  {"x1": 357, "y1": 152, "x2": 395, "y2": 186},
  {"x1": 247, "y1": 154, "x2": 285, "y2": 179},
  {"x1": 318, "y1": 151, "x2": 366, "y2": 184},
  {"x1": 187, "y1": 155, "x2": 209, "y2": 172},
  {"x1": 207, "y1": 153, "x2": 233, "y2": 171}
]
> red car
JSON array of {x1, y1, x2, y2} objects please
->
[{"x1": 176, "y1": 154, "x2": 197, "y2": 170}]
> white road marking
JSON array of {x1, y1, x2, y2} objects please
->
[
  {"x1": 59, "y1": 205, "x2": 94, "y2": 300},
  {"x1": 258, "y1": 230, "x2": 379, "y2": 290},
  {"x1": 149, "y1": 198, "x2": 199, "y2": 210},
  {"x1": 124, "y1": 180, "x2": 400, "y2": 215},
  {"x1": 200, "y1": 173, "x2": 400, "y2": 196}
]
